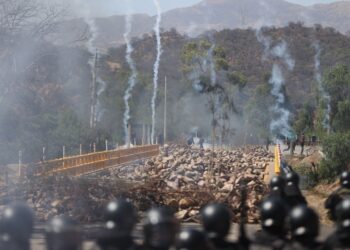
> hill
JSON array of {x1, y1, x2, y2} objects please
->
[{"x1": 51, "y1": 0, "x2": 350, "y2": 50}]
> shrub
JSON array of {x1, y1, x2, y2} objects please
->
[{"x1": 319, "y1": 132, "x2": 350, "y2": 181}]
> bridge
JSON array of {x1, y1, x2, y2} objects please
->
[{"x1": 25, "y1": 145, "x2": 160, "y2": 178}]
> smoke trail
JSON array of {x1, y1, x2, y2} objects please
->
[
  {"x1": 313, "y1": 42, "x2": 330, "y2": 130},
  {"x1": 84, "y1": 16, "x2": 107, "y2": 126},
  {"x1": 257, "y1": 30, "x2": 295, "y2": 140},
  {"x1": 151, "y1": 0, "x2": 162, "y2": 144},
  {"x1": 123, "y1": 11, "x2": 138, "y2": 145},
  {"x1": 208, "y1": 44, "x2": 217, "y2": 86}
]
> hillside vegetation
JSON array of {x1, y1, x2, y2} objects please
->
[{"x1": 1, "y1": 23, "x2": 350, "y2": 165}]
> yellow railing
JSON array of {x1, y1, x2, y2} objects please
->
[
  {"x1": 274, "y1": 144, "x2": 281, "y2": 175},
  {"x1": 29, "y1": 145, "x2": 160, "y2": 177}
]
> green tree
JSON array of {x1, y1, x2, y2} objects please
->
[
  {"x1": 323, "y1": 64, "x2": 350, "y2": 131},
  {"x1": 245, "y1": 83, "x2": 274, "y2": 141}
]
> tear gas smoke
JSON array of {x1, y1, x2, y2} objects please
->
[
  {"x1": 123, "y1": 10, "x2": 138, "y2": 145},
  {"x1": 151, "y1": 0, "x2": 162, "y2": 144},
  {"x1": 257, "y1": 30, "x2": 295, "y2": 140},
  {"x1": 313, "y1": 42, "x2": 330, "y2": 131}
]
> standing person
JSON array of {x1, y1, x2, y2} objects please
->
[
  {"x1": 266, "y1": 137, "x2": 270, "y2": 151},
  {"x1": 300, "y1": 133, "x2": 305, "y2": 155},
  {"x1": 284, "y1": 205, "x2": 322, "y2": 250},
  {"x1": 252, "y1": 197, "x2": 288, "y2": 250},
  {"x1": 97, "y1": 199, "x2": 141, "y2": 250},
  {"x1": 284, "y1": 171, "x2": 307, "y2": 211},
  {"x1": 199, "y1": 138, "x2": 204, "y2": 149},
  {"x1": 283, "y1": 138, "x2": 291, "y2": 152},
  {"x1": 324, "y1": 199, "x2": 350, "y2": 249},
  {"x1": 325, "y1": 171, "x2": 350, "y2": 221}
]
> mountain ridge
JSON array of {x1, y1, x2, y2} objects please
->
[{"x1": 50, "y1": 0, "x2": 350, "y2": 50}]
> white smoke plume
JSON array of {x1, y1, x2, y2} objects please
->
[
  {"x1": 151, "y1": 0, "x2": 162, "y2": 144},
  {"x1": 123, "y1": 10, "x2": 138, "y2": 145},
  {"x1": 83, "y1": 11, "x2": 106, "y2": 126},
  {"x1": 313, "y1": 42, "x2": 330, "y2": 131},
  {"x1": 256, "y1": 30, "x2": 295, "y2": 140}
]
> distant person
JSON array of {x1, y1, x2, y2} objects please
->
[
  {"x1": 283, "y1": 138, "x2": 291, "y2": 152},
  {"x1": 325, "y1": 171, "x2": 350, "y2": 221},
  {"x1": 266, "y1": 137, "x2": 270, "y2": 151},
  {"x1": 300, "y1": 133, "x2": 305, "y2": 155},
  {"x1": 187, "y1": 136, "x2": 194, "y2": 147},
  {"x1": 199, "y1": 138, "x2": 204, "y2": 149},
  {"x1": 290, "y1": 139, "x2": 297, "y2": 155}
]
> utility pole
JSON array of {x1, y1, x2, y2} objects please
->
[
  {"x1": 163, "y1": 76, "x2": 167, "y2": 144},
  {"x1": 90, "y1": 50, "x2": 98, "y2": 129}
]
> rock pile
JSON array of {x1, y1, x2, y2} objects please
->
[{"x1": 0, "y1": 145, "x2": 273, "y2": 223}]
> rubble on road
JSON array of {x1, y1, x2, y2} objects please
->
[{"x1": 0, "y1": 145, "x2": 273, "y2": 224}]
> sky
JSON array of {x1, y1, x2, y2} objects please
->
[{"x1": 58, "y1": 0, "x2": 350, "y2": 17}]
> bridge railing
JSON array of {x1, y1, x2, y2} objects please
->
[{"x1": 29, "y1": 145, "x2": 159, "y2": 177}]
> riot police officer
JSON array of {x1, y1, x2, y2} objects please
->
[
  {"x1": 324, "y1": 199, "x2": 350, "y2": 249},
  {"x1": 0, "y1": 202, "x2": 34, "y2": 250},
  {"x1": 325, "y1": 171, "x2": 350, "y2": 221},
  {"x1": 201, "y1": 203, "x2": 240, "y2": 250},
  {"x1": 143, "y1": 206, "x2": 179, "y2": 250},
  {"x1": 284, "y1": 171, "x2": 307, "y2": 210},
  {"x1": 252, "y1": 197, "x2": 287, "y2": 250},
  {"x1": 284, "y1": 205, "x2": 321, "y2": 250},
  {"x1": 176, "y1": 228, "x2": 214, "y2": 250},
  {"x1": 45, "y1": 216, "x2": 82, "y2": 250},
  {"x1": 97, "y1": 198, "x2": 140, "y2": 250},
  {"x1": 269, "y1": 176, "x2": 286, "y2": 200}
]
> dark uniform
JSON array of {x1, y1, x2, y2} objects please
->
[
  {"x1": 300, "y1": 134, "x2": 305, "y2": 155},
  {"x1": 176, "y1": 228, "x2": 214, "y2": 250},
  {"x1": 324, "y1": 199, "x2": 350, "y2": 249},
  {"x1": 45, "y1": 216, "x2": 82, "y2": 250},
  {"x1": 268, "y1": 176, "x2": 286, "y2": 200},
  {"x1": 251, "y1": 197, "x2": 288, "y2": 250},
  {"x1": 325, "y1": 171, "x2": 350, "y2": 221},
  {"x1": 97, "y1": 199, "x2": 141, "y2": 250},
  {"x1": 143, "y1": 207, "x2": 179, "y2": 250},
  {"x1": 0, "y1": 203, "x2": 34, "y2": 250},
  {"x1": 283, "y1": 205, "x2": 322, "y2": 250},
  {"x1": 201, "y1": 203, "x2": 246, "y2": 250},
  {"x1": 284, "y1": 172, "x2": 307, "y2": 211}
]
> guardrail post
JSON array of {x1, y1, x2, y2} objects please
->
[
  {"x1": 80, "y1": 144, "x2": 82, "y2": 155},
  {"x1": 105, "y1": 140, "x2": 108, "y2": 151},
  {"x1": 93, "y1": 143, "x2": 96, "y2": 153}
]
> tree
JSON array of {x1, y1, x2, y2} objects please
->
[
  {"x1": 181, "y1": 39, "x2": 246, "y2": 145},
  {"x1": 323, "y1": 64, "x2": 350, "y2": 131},
  {"x1": 245, "y1": 83, "x2": 274, "y2": 142},
  {"x1": 293, "y1": 103, "x2": 315, "y2": 135}
]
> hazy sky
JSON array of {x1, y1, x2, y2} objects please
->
[{"x1": 62, "y1": 0, "x2": 350, "y2": 17}]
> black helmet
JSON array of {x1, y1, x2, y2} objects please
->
[
  {"x1": 260, "y1": 197, "x2": 286, "y2": 233},
  {"x1": 0, "y1": 202, "x2": 34, "y2": 243},
  {"x1": 201, "y1": 203, "x2": 231, "y2": 239},
  {"x1": 270, "y1": 176, "x2": 285, "y2": 192},
  {"x1": 176, "y1": 229, "x2": 212, "y2": 250},
  {"x1": 45, "y1": 216, "x2": 81, "y2": 250},
  {"x1": 103, "y1": 198, "x2": 137, "y2": 235},
  {"x1": 336, "y1": 199, "x2": 350, "y2": 231},
  {"x1": 285, "y1": 171, "x2": 300, "y2": 186},
  {"x1": 289, "y1": 205, "x2": 319, "y2": 240},
  {"x1": 144, "y1": 207, "x2": 179, "y2": 249},
  {"x1": 340, "y1": 171, "x2": 350, "y2": 189}
]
